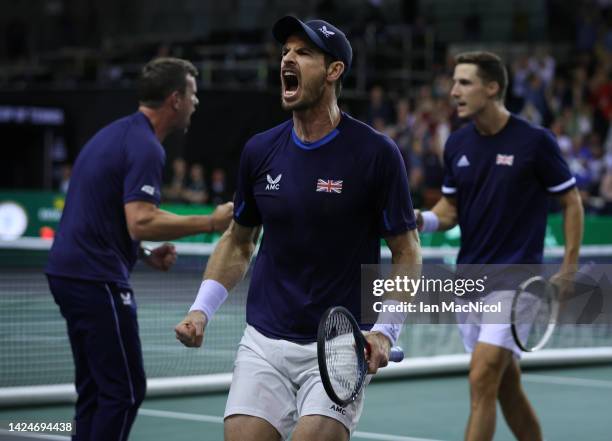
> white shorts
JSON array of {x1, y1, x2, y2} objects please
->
[
  {"x1": 455, "y1": 290, "x2": 523, "y2": 358},
  {"x1": 224, "y1": 325, "x2": 367, "y2": 440}
]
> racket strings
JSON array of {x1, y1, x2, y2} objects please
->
[{"x1": 324, "y1": 312, "x2": 365, "y2": 401}]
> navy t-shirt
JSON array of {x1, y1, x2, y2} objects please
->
[
  {"x1": 234, "y1": 113, "x2": 416, "y2": 342},
  {"x1": 442, "y1": 115, "x2": 575, "y2": 264},
  {"x1": 46, "y1": 112, "x2": 164, "y2": 286}
]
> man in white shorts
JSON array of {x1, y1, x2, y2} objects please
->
[
  {"x1": 415, "y1": 51, "x2": 583, "y2": 441},
  {"x1": 175, "y1": 15, "x2": 421, "y2": 441},
  {"x1": 454, "y1": 289, "x2": 533, "y2": 358}
]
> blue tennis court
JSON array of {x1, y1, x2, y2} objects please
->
[{"x1": 1, "y1": 364, "x2": 611, "y2": 440}]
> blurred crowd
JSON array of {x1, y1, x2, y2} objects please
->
[
  {"x1": 162, "y1": 158, "x2": 230, "y2": 206},
  {"x1": 46, "y1": 1, "x2": 612, "y2": 216}
]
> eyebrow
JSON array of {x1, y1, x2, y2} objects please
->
[{"x1": 281, "y1": 42, "x2": 317, "y2": 52}]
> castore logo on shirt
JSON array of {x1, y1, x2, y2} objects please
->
[{"x1": 265, "y1": 174, "x2": 282, "y2": 191}]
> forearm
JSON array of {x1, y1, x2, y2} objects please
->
[
  {"x1": 390, "y1": 229, "x2": 422, "y2": 281},
  {"x1": 430, "y1": 200, "x2": 458, "y2": 231},
  {"x1": 560, "y1": 190, "x2": 584, "y2": 268},
  {"x1": 203, "y1": 225, "x2": 257, "y2": 290},
  {"x1": 385, "y1": 234, "x2": 422, "y2": 304},
  {"x1": 372, "y1": 230, "x2": 422, "y2": 345},
  {"x1": 130, "y1": 208, "x2": 212, "y2": 241}
]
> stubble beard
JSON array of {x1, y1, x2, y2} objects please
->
[{"x1": 281, "y1": 73, "x2": 327, "y2": 112}]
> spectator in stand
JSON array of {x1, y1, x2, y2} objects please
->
[
  {"x1": 589, "y1": 66, "x2": 612, "y2": 139},
  {"x1": 210, "y1": 168, "x2": 230, "y2": 206},
  {"x1": 432, "y1": 74, "x2": 453, "y2": 99},
  {"x1": 387, "y1": 98, "x2": 414, "y2": 165},
  {"x1": 551, "y1": 118, "x2": 573, "y2": 155},
  {"x1": 511, "y1": 55, "x2": 531, "y2": 100},
  {"x1": 599, "y1": 153, "x2": 612, "y2": 214},
  {"x1": 421, "y1": 130, "x2": 444, "y2": 209},
  {"x1": 183, "y1": 163, "x2": 209, "y2": 205},
  {"x1": 432, "y1": 97, "x2": 452, "y2": 147},
  {"x1": 570, "y1": 67, "x2": 590, "y2": 110},
  {"x1": 59, "y1": 163, "x2": 72, "y2": 194},
  {"x1": 587, "y1": 137, "x2": 607, "y2": 194},
  {"x1": 523, "y1": 73, "x2": 552, "y2": 126},
  {"x1": 164, "y1": 157, "x2": 188, "y2": 203},
  {"x1": 407, "y1": 137, "x2": 425, "y2": 206},
  {"x1": 550, "y1": 76, "x2": 573, "y2": 115},
  {"x1": 528, "y1": 47, "x2": 556, "y2": 87},
  {"x1": 365, "y1": 84, "x2": 394, "y2": 126},
  {"x1": 563, "y1": 102, "x2": 593, "y2": 139},
  {"x1": 415, "y1": 84, "x2": 434, "y2": 114}
]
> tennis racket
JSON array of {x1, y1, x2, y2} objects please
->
[
  {"x1": 317, "y1": 306, "x2": 404, "y2": 407},
  {"x1": 510, "y1": 276, "x2": 559, "y2": 352}
]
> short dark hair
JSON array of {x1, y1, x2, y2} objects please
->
[
  {"x1": 455, "y1": 51, "x2": 508, "y2": 101},
  {"x1": 137, "y1": 57, "x2": 198, "y2": 108}
]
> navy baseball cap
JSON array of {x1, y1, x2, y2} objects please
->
[{"x1": 272, "y1": 16, "x2": 352, "y2": 76}]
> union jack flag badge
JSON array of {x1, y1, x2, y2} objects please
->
[
  {"x1": 316, "y1": 179, "x2": 343, "y2": 193},
  {"x1": 496, "y1": 154, "x2": 514, "y2": 166}
]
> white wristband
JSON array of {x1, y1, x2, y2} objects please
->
[
  {"x1": 420, "y1": 211, "x2": 439, "y2": 233},
  {"x1": 370, "y1": 300, "x2": 408, "y2": 346},
  {"x1": 189, "y1": 279, "x2": 228, "y2": 321}
]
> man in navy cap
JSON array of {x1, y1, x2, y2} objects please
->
[{"x1": 176, "y1": 16, "x2": 421, "y2": 441}]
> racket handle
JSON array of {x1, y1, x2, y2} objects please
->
[{"x1": 389, "y1": 347, "x2": 404, "y2": 362}]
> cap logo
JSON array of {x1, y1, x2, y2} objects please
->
[{"x1": 318, "y1": 25, "x2": 335, "y2": 38}]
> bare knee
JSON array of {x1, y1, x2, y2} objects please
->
[
  {"x1": 469, "y1": 344, "x2": 512, "y2": 403},
  {"x1": 224, "y1": 415, "x2": 281, "y2": 441},
  {"x1": 469, "y1": 364, "x2": 501, "y2": 402},
  {"x1": 292, "y1": 415, "x2": 349, "y2": 441}
]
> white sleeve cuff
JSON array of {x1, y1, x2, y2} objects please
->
[
  {"x1": 547, "y1": 177, "x2": 576, "y2": 193},
  {"x1": 370, "y1": 300, "x2": 408, "y2": 346}
]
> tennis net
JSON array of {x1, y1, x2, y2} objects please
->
[{"x1": 1, "y1": 239, "x2": 611, "y2": 406}]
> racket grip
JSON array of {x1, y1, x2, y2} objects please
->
[{"x1": 389, "y1": 347, "x2": 404, "y2": 362}]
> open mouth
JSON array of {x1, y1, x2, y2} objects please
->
[{"x1": 282, "y1": 70, "x2": 300, "y2": 99}]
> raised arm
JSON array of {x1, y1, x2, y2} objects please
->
[
  {"x1": 124, "y1": 200, "x2": 233, "y2": 241},
  {"x1": 175, "y1": 221, "x2": 261, "y2": 347}
]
